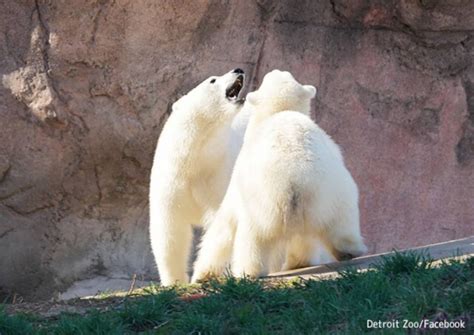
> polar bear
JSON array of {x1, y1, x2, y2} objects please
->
[
  {"x1": 149, "y1": 69, "x2": 248, "y2": 285},
  {"x1": 192, "y1": 70, "x2": 367, "y2": 280}
]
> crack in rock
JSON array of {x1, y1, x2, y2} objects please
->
[
  {"x1": 456, "y1": 80, "x2": 474, "y2": 165},
  {"x1": 1, "y1": 1, "x2": 65, "y2": 127},
  {"x1": 3, "y1": 202, "x2": 54, "y2": 216},
  {"x1": 0, "y1": 228, "x2": 15, "y2": 239},
  {"x1": 0, "y1": 157, "x2": 10, "y2": 183}
]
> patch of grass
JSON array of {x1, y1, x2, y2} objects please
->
[
  {"x1": 376, "y1": 250, "x2": 433, "y2": 276},
  {"x1": 118, "y1": 288, "x2": 178, "y2": 333},
  {"x1": 0, "y1": 306, "x2": 35, "y2": 335},
  {"x1": 47, "y1": 310, "x2": 123, "y2": 335},
  {"x1": 1, "y1": 253, "x2": 473, "y2": 334}
]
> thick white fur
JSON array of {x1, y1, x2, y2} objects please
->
[
  {"x1": 192, "y1": 70, "x2": 367, "y2": 281},
  {"x1": 149, "y1": 70, "x2": 248, "y2": 285}
]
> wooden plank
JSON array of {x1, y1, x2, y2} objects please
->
[{"x1": 266, "y1": 236, "x2": 474, "y2": 279}]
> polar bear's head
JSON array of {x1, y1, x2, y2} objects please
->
[
  {"x1": 246, "y1": 70, "x2": 316, "y2": 115},
  {"x1": 172, "y1": 69, "x2": 245, "y2": 121}
]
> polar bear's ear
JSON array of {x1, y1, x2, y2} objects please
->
[
  {"x1": 172, "y1": 94, "x2": 187, "y2": 112},
  {"x1": 172, "y1": 100, "x2": 180, "y2": 111},
  {"x1": 303, "y1": 85, "x2": 317, "y2": 99},
  {"x1": 171, "y1": 102, "x2": 180, "y2": 114},
  {"x1": 246, "y1": 91, "x2": 259, "y2": 105}
]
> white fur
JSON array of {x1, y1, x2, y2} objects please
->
[
  {"x1": 149, "y1": 70, "x2": 248, "y2": 285},
  {"x1": 192, "y1": 70, "x2": 367, "y2": 281}
]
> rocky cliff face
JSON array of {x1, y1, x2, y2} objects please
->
[{"x1": 1, "y1": 0, "x2": 473, "y2": 300}]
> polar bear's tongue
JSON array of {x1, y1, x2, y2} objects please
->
[{"x1": 226, "y1": 75, "x2": 244, "y2": 100}]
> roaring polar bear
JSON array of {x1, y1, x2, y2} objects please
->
[
  {"x1": 192, "y1": 70, "x2": 367, "y2": 281},
  {"x1": 149, "y1": 69, "x2": 247, "y2": 285}
]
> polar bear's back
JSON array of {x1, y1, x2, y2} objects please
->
[
  {"x1": 240, "y1": 111, "x2": 358, "y2": 229},
  {"x1": 253, "y1": 111, "x2": 344, "y2": 174}
]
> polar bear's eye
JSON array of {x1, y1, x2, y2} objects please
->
[{"x1": 210, "y1": 78, "x2": 216, "y2": 84}]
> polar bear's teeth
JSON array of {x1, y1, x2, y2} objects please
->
[{"x1": 226, "y1": 76, "x2": 244, "y2": 100}]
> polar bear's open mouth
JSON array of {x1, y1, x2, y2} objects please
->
[{"x1": 226, "y1": 75, "x2": 244, "y2": 101}]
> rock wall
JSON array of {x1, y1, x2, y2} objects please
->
[{"x1": 0, "y1": 0, "x2": 473, "y2": 300}]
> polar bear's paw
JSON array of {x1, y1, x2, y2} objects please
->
[
  {"x1": 332, "y1": 237, "x2": 368, "y2": 261},
  {"x1": 191, "y1": 271, "x2": 216, "y2": 284},
  {"x1": 231, "y1": 261, "x2": 263, "y2": 279},
  {"x1": 159, "y1": 273, "x2": 190, "y2": 287},
  {"x1": 191, "y1": 265, "x2": 225, "y2": 284}
]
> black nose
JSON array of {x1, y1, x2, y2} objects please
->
[{"x1": 232, "y1": 68, "x2": 244, "y2": 74}]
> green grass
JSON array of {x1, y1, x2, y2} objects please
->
[{"x1": 1, "y1": 253, "x2": 473, "y2": 334}]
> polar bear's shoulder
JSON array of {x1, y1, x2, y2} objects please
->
[
  {"x1": 264, "y1": 111, "x2": 317, "y2": 133},
  {"x1": 261, "y1": 111, "x2": 344, "y2": 161},
  {"x1": 269, "y1": 110, "x2": 312, "y2": 122}
]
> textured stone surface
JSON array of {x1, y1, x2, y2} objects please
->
[{"x1": 0, "y1": 0, "x2": 473, "y2": 300}]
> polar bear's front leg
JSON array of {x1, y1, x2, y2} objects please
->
[
  {"x1": 150, "y1": 210, "x2": 193, "y2": 286},
  {"x1": 191, "y1": 206, "x2": 236, "y2": 283}
]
